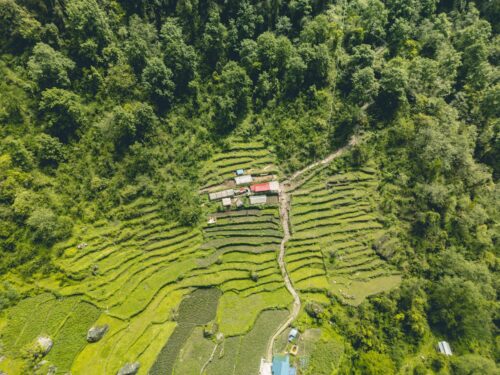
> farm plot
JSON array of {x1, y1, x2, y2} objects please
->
[
  {"x1": 0, "y1": 293, "x2": 100, "y2": 374},
  {"x1": 200, "y1": 208, "x2": 292, "y2": 336},
  {"x1": 205, "y1": 309, "x2": 289, "y2": 375},
  {"x1": 287, "y1": 167, "x2": 401, "y2": 305},
  {"x1": 201, "y1": 139, "x2": 279, "y2": 188},
  {"x1": 150, "y1": 288, "x2": 221, "y2": 375}
]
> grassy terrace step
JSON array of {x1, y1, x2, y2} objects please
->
[
  {"x1": 204, "y1": 221, "x2": 279, "y2": 232},
  {"x1": 291, "y1": 204, "x2": 371, "y2": 226},
  {"x1": 292, "y1": 216, "x2": 377, "y2": 234},
  {"x1": 204, "y1": 229, "x2": 281, "y2": 238},
  {"x1": 288, "y1": 259, "x2": 325, "y2": 274},
  {"x1": 286, "y1": 251, "x2": 323, "y2": 263},
  {"x1": 287, "y1": 166, "x2": 401, "y2": 305}
]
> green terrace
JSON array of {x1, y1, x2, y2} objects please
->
[{"x1": 287, "y1": 167, "x2": 401, "y2": 306}]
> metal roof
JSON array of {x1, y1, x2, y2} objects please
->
[
  {"x1": 272, "y1": 355, "x2": 290, "y2": 375},
  {"x1": 235, "y1": 175, "x2": 253, "y2": 185},
  {"x1": 250, "y1": 195, "x2": 267, "y2": 205},
  {"x1": 208, "y1": 189, "x2": 235, "y2": 201},
  {"x1": 251, "y1": 181, "x2": 279, "y2": 193},
  {"x1": 438, "y1": 341, "x2": 452, "y2": 356}
]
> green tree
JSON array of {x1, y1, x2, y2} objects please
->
[
  {"x1": 27, "y1": 208, "x2": 72, "y2": 244},
  {"x1": 212, "y1": 61, "x2": 252, "y2": 133},
  {"x1": 451, "y1": 354, "x2": 498, "y2": 375},
  {"x1": 65, "y1": 0, "x2": 111, "y2": 64},
  {"x1": 39, "y1": 88, "x2": 84, "y2": 142},
  {"x1": 350, "y1": 67, "x2": 379, "y2": 105},
  {"x1": 160, "y1": 18, "x2": 198, "y2": 93},
  {"x1": 141, "y1": 57, "x2": 175, "y2": 108},
  {"x1": 0, "y1": 0, "x2": 40, "y2": 48},
  {"x1": 105, "y1": 102, "x2": 158, "y2": 154},
  {"x1": 429, "y1": 276, "x2": 492, "y2": 343},
  {"x1": 355, "y1": 351, "x2": 396, "y2": 375},
  {"x1": 201, "y1": 7, "x2": 227, "y2": 69},
  {"x1": 27, "y1": 43, "x2": 75, "y2": 89}
]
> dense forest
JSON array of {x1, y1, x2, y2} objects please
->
[{"x1": 0, "y1": 0, "x2": 498, "y2": 373}]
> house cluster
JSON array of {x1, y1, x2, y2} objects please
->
[{"x1": 208, "y1": 169, "x2": 280, "y2": 208}]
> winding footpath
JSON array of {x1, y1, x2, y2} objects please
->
[{"x1": 265, "y1": 136, "x2": 358, "y2": 361}]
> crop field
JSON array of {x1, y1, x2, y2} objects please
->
[
  {"x1": 0, "y1": 293, "x2": 100, "y2": 373},
  {"x1": 287, "y1": 167, "x2": 401, "y2": 305},
  {"x1": 0, "y1": 141, "x2": 294, "y2": 374},
  {"x1": 150, "y1": 288, "x2": 221, "y2": 375},
  {"x1": 204, "y1": 309, "x2": 289, "y2": 375},
  {"x1": 201, "y1": 139, "x2": 279, "y2": 188}
]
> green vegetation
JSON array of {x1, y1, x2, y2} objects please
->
[
  {"x1": 0, "y1": 294, "x2": 100, "y2": 373},
  {"x1": 288, "y1": 167, "x2": 401, "y2": 305},
  {"x1": 0, "y1": 0, "x2": 498, "y2": 374},
  {"x1": 150, "y1": 288, "x2": 220, "y2": 375},
  {"x1": 206, "y1": 309, "x2": 289, "y2": 375}
]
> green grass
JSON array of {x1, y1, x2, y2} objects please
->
[
  {"x1": 206, "y1": 309, "x2": 289, "y2": 375},
  {"x1": 217, "y1": 289, "x2": 292, "y2": 336},
  {"x1": 45, "y1": 301, "x2": 101, "y2": 373},
  {"x1": 172, "y1": 327, "x2": 215, "y2": 375},
  {"x1": 0, "y1": 294, "x2": 100, "y2": 374},
  {"x1": 300, "y1": 329, "x2": 344, "y2": 375}
]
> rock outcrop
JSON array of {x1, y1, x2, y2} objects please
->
[
  {"x1": 87, "y1": 324, "x2": 109, "y2": 343},
  {"x1": 117, "y1": 362, "x2": 140, "y2": 375},
  {"x1": 36, "y1": 336, "x2": 53, "y2": 356}
]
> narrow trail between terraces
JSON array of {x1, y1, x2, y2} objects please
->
[{"x1": 265, "y1": 136, "x2": 358, "y2": 361}]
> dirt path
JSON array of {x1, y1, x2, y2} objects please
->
[{"x1": 265, "y1": 135, "x2": 358, "y2": 361}]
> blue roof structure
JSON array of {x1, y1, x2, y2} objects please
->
[
  {"x1": 272, "y1": 354, "x2": 296, "y2": 375},
  {"x1": 236, "y1": 169, "x2": 244, "y2": 175}
]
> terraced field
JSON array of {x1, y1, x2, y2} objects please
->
[
  {"x1": 0, "y1": 139, "x2": 293, "y2": 375},
  {"x1": 287, "y1": 167, "x2": 401, "y2": 305},
  {"x1": 201, "y1": 139, "x2": 280, "y2": 188}
]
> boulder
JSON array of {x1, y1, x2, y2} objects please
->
[
  {"x1": 37, "y1": 336, "x2": 53, "y2": 356},
  {"x1": 87, "y1": 324, "x2": 109, "y2": 343},
  {"x1": 117, "y1": 362, "x2": 140, "y2": 375}
]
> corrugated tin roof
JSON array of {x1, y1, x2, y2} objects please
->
[
  {"x1": 251, "y1": 181, "x2": 279, "y2": 193},
  {"x1": 251, "y1": 182, "x2": 270, "y2": 192},
  {"x1": 269, "y1": 181, "x2": 280, "y2": 192},
  {"x1": 235, "y1": 175, "x2": 253, "y2": 185},
  {"x1": 209, "y1": 189, "x2": 235, "y2": 200},
  {"x1": 272, "y1": 355, "x2": 290, "y2": 375},
  {"x1": 250, "y1": 195, "x2": 267, "y2": 205},
  {"x1": 222, "y1": 198, "x2": 232, "y2": 206},
  {"x1": 438, "y1": 341, "x2": 452, "y2": 356}
]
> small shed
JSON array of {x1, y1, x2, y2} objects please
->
[
  {"x1": 222, "y1": 198, "x2": 232, "y2": 207},
  {"x1": 250, "y1": 195, "x2": 267, "y2": 205},
  {"x1": 288, "y1": 328, "x2": 298, "y2": 342},
  {"x1": 207, "y1": 217, "x2": 217, "y2": 225},
  {"x1": 209, "y1": 189, "x2": 235, "y2": 201},
  {"x1": 236, "y1": 198, "x2": 244, "y2": 208},
  {"x1": 437, "y1": 341, "x2": 452, "y2": 356},
  {"x1": 235, "y1": 175, "x2": 253, "y2": 185},
  {"x1": 236, "y1": 169, "x2": 245, "y2": 176}
]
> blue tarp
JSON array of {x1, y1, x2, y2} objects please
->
[{"x1": 236, "y1": 169, "x2": 244, "y2": 175}]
